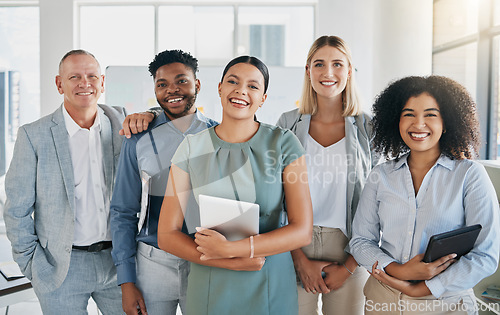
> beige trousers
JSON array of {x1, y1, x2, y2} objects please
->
[
  {"x1": 363, "y1": 275, "x2": 477, "y2": 315},
  {"x1": 297, "y1": 226, "x2": 368, "y2": 315}
]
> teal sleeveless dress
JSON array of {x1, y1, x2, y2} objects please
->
[{"x1": 171, "y1": 123, "x2": 305, "y2": 315}]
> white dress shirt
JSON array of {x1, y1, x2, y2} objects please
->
[{"x1": 63, "y1": 106, "x2": 110, "y2": 246}]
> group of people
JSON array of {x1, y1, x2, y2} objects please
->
[{"x1": 3, "y1": 34, "x2": 499, "y2": 315}]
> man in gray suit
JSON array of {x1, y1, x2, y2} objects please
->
[{"x1": 3, "y1": 49, "x2": 149, "y2": 314}]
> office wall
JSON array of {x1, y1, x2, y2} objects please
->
[
  {"x1": 316, "y1": 0, "x2": 376, "y2": 113},
  {"x1": 316, "y1": 0, "x2": 433, "y2": 113},
  {"x1": 38, "y1": 0, "x2": 433, "y2": 116},
  {"x1": 372, "y1": 0, "x2": 433, "y2": 98},
  {"x1": 479, "y1": 160, "x2": 500, "y2": 202},
  {"x1": 39, "y1": 0, "x2": 74, "y2": 116}
]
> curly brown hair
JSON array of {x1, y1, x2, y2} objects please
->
[{"x1": 372, "y1": 75, "x2": 480, "y2": 160}]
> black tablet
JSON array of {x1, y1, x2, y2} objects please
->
[{"x1": 422, "y1": 224, "x2": 482, "y2": 263}]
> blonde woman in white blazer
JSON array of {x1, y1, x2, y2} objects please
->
[{"x1": 276, "y1": 35, "x2": 377, "y2": 315}]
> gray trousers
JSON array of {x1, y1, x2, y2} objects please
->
[
  {"x1": 136, "y1": 242, "x2": 190, "y2": 315},
  {"x1": 34, "y1": 248, "x2": 123, "y2": 315}
]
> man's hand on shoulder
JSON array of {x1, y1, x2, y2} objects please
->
[{"x1": 119, "y1": 112, "x2": 156, "y2": 138}]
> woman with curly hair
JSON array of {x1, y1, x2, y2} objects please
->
[
  {"x1": 350, "y1": 76, "x2": 500, "y2": 314},
  {"x1": 277, "y1": 35, "x2": 374, "y2": 314}
]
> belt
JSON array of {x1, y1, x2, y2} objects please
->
[{"x1": 72, "y1": 241, "x2": 112, "y2": 252}]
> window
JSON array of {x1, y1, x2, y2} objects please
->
[
  {"x1": 432, "y1": 42, "x2": 477, "y2": 98},
  {"x1": 0, "y1": 6, "x2": 40, "y2": 176},
  {"x1": 238, "y1": 6, "x2": 314, "y2": 67},
  {"x1": 158, "y1": 6, "x2": 235, "y2": 66},
  {"x1": 78, "y1": 3, "x2": 315, "y2": 116},
  {"x1": 80, "y1": 6, "x2": 155, "y2": 68},
  {"x1": 432, "y1": 0, "x2": 500, "y2": 159},
  {"x1": 493, "y1": 36, "x2": 500, "y2": 158},
  {"x1": 433, "y1": 0, "x2": 478, "y2": 47},
  {"x1": 78, "y1": 3, "x2": 315, "y2": 68},
  {"x1": 494, "y1": 0, "x2": 500, "y2": 26}
]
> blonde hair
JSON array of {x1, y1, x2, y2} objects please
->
[{"x1": 299, "y1": 36, "x2": 362, "y2": 116}]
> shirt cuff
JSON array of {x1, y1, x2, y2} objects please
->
[
  {"x1": 425, "y1": 277, "x2": 445, "y2": 298},
  {"x1": 116, "y1": 261, "x2": 137, "y2": 285},
  {"x1": 379, "y1": 257, "x2": 397, "y2": 271}
]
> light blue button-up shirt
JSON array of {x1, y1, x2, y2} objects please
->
[{"x1": 350, "y1": 153, "x2": 500, "y2": 298}]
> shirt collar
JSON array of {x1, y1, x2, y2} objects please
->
[
  {"x1": 62, "y1": 105, "x2": 102, "y2": 137},
  {"x1": 435, "y1": 154, "x2": 455, "y2": 171},
  {"x1": 153, "y1": 108, "x2": 208, "y2": 130},
  {"x1": 392, "y1": 152, "x2": 455, "y2": 171},
  {"x1": 193, "y1": 108, "x2": 206, "y2": 122},
  {"x1": 393, "y1": 153, "x2": 409, "y2": 170}
]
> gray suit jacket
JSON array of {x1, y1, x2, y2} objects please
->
[
  {"x1": 3, "y1": 104, "x2": 126, "y2": 293},
  {"x1": 276, "y1": 108, "x2": 377, "y2": 240}
]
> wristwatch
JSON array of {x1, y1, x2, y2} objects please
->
[{"x1": 145, "y1": 107, "x2": 161, "y2": 119}]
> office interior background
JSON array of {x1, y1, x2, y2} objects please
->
[
  {"x1": 1, "y1": 2, "x2": 499, "y2": 225},
  {"x1": 1, "y1": 0, "x2": 500, "y2": 314},
  {"x1": 2, "y1": 0, "x2": 499, "y2": 164},
  {"x1": 1, "y1": 0, "x2": 500, "y2": 162}
]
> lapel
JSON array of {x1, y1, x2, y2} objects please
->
[
  {"x1": 293, "y1": 113, "x2": 361, "y2": 237},
  {"x1": 344, "y1": 116, "x2": 359, "y2": 212},
  {"x1": 292, "y1": 113, "x2": 311, "y2": 146},
  {"x1": 51, "y1": 106, "x2": 76, "y2": 211},
  {"x1": 99, "y1": 107, "x2": 114, "y2": 192}
]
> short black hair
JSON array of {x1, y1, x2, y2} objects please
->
[
  {"x1": 148, "y1": 49, "x2": 198, "y2": 79},
  {"x1": 372, "y1": 75, "x2": 480, "y2": 160},
  {"x1": 221, "y1": 55, "x2": 269, "y2": 93}
]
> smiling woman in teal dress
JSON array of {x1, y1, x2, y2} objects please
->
[{"x1": 158, "y1": 55, "x2": 313, "y2": 315}]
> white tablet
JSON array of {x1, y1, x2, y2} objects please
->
[{"x1": 198, "y1": 194, "x2": 259, "y2": 241}]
